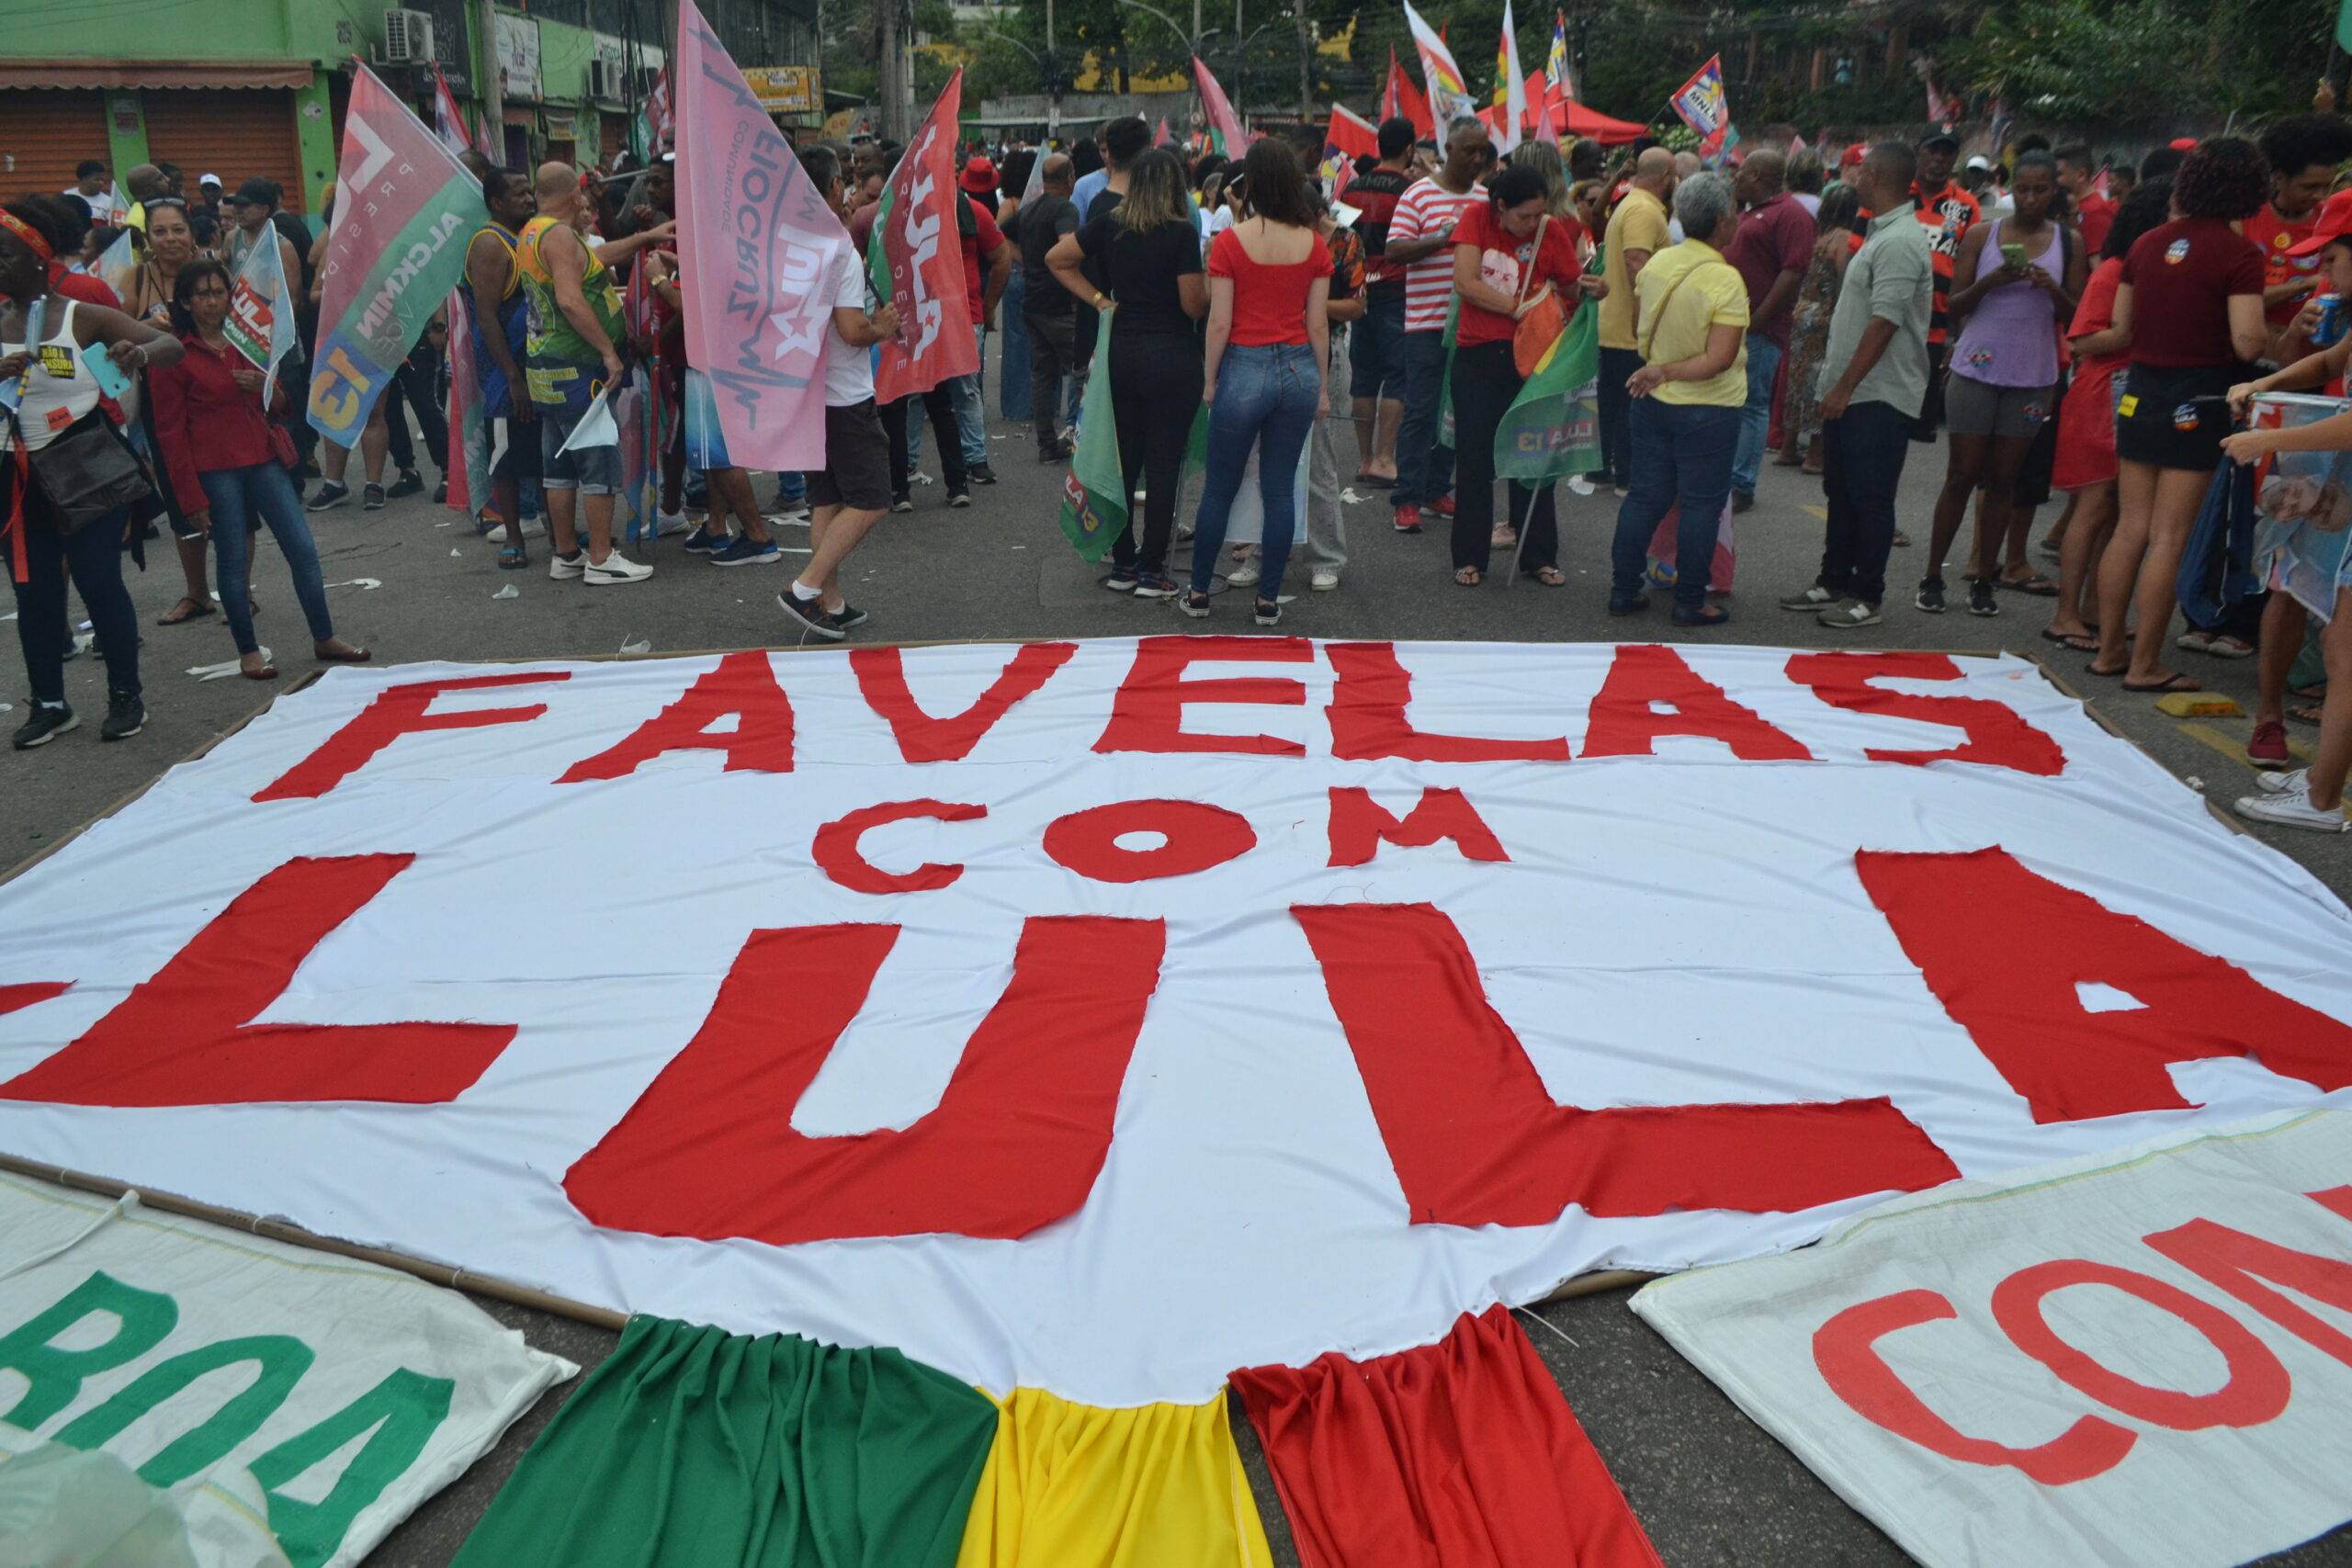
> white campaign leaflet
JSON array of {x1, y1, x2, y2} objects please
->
[
  {"x1": 1633, "y1": 1111, "x2": 2352, "y2": 1568},
  {"x1": 0, "y1": 639, "x2": 2348, "y2": 1408},
  {"x1": 0, "y1": 1174, "x2": 575, "y2": 1568}
]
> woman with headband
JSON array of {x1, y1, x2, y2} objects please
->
[{"x1": 1, "y1": 196, "x2": 182, "y2": 750}]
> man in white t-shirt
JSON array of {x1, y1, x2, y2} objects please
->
[
  {"x1": 1381, "y1": 116, "x2": 1490, "y2": 535},
  {"x1": 778, "y1": 145, "x2": 905, "y2": 643},
  {"x1": 62, "y1": 162, "x2": 120, "y2": 227}
]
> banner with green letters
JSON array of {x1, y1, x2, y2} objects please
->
[{"x1": 0, "y1": 1173, "x2": 574, "y2": 1568}]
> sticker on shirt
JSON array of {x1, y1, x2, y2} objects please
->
[
  {"x1": 2022, "y1": 401, "x2": 2049, "y2": 423},
  {"x1": 45, "y1": 405, "x2": 74, "y2": 432},
  {"x1": 1965, "y1": 347, "x2": 1994, "y2": 368},
  {"x1": 2172, "y1": 403, "x2": 2201, "y2": 431},
  {"x1": 2118, "y1": 394, "x2": 2141, "y2": 418},
  {"x1": 37, "y1": 345, "x2": 74, "y2": 378},
  {"x1": 2165, "y1": 238, "x2": 2191, "y2": 265}
]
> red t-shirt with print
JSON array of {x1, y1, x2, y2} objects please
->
[{"x1": 1450, "y1": 202, "x2": 1587, "y2": 348}]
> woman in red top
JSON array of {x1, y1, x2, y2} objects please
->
[
  {"x1": 1446, "y1": 162, "x2": 1598, "y2": 584},
  {"x1": 1182, "y1": 139, "x2": 1330, "y2": 626},
  {"x1": 2093, "y1": 138, "x2": 2269, "y2": 693},
  {"x1": 2046, "y1": 177, "x2": 2173, "y2": 650},
  {"x1": 146, "y1": 262, "x2": 368, "y2": 679}
]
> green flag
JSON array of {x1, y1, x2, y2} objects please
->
[
  {"x1": 1494, "y1": 303, "x2": 1602, "y2": 483},
  {"x1": 447, "y1": 1315, "x2": 998, "y2": 1568},
  {"x1": 1060, "y1": 311, "x2": 1131, "y2": 560},
  {"x1": 2340, "y1": 0, "x2": 2352, "y2": 55}
]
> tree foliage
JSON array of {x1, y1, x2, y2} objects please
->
[{"x1": 1943, "y1": 0, "x2": 2329, "y2": 123}]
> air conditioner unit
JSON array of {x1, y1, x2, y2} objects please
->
[
  {"x1": 379, "y1": 9, "x2": 435, "y2": 65},
  {"x1": 588, "y1": 59, "x2": 626, "y2": 100}
]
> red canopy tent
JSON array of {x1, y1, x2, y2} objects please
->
[{"x1": 1476, "y1": 73, "x2": 1649, "y2": 145}]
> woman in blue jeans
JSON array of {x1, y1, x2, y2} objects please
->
[
  {"x1": 149, "y1": 263, "x2": 368, "y2": 679},
  {"x1": 1607, "y1": 173, "x2": 1749, "y2": 627},
  {"x1": 1184, "y1": 140, "x2": 1330, "y2": 626}
]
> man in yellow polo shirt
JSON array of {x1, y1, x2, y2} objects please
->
[
  {"x1": 1606, "y1": 170, "x2": 1749, "y2": 627},
  {"x1": 1597, "y1": 148, "x2": 1677, "y2": 492}
]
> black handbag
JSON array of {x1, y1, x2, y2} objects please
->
[{"x1": 17, "y1": 407, "x2": 154, "y2": 534}]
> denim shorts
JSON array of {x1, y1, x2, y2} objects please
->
[
  {"x1": 538, "y1": 404, "x2": 622, "y2": 494},
  {"x1": 1350, "y1": 290, "x2": 1407, "y2": 400}
]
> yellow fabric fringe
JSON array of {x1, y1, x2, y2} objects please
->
[{"x1": 954, "y1": 1387, "x2": 1275, "y2": 1568}]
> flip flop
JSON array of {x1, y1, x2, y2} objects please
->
[
  {"x1": 2041, "y1": 628, "x2": 2098, "y2": 651},
  {"x1": 2086, "y1": 661, "x2": 2129, "y2": 679},
  {"x1": 1999, "y1": 572, "x2": 2059, "y2": 595},
  {"x1": 157, "y1": 596, "x2": 215, "y2": 626},
  {"x1": 2290, "y1": 704, "x2": 2324, "y2": 726},
  {"x1": 2122, "y1": 671, "x2": 2201, "y2": 694},
  {"x1": 1454, "y1": 566, "x2": 1482, "y2": 586}
]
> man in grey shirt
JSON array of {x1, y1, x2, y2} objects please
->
[{"x1": 1779, "y1": 141, "x2": 1934, "y2": 628}]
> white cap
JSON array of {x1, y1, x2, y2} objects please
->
[
  {"x1": 198, "y1": 172, "x2": 222, "y2": 186},
  {"x1": 1965, "y1": 154, "x2": 1991, "y2": 171}
]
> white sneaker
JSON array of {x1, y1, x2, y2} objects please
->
[
  {"x1": 1311, "y1": 569, "x2": 1340, "y2": 591},
  {"x1": 767, "y1": 506, "x2": 811, "y2": 526},
  {"x1": 2233, "y1": 789, "x2": 2350, "y2": 832},
  {"x1": 1566, "y1": 475, "x2": 1596, "y2": 496},
  {"x1": 1227, "y1": 559, "x2": 1261, "y2": 586},
  {"x1": 548, "y1": 549, "x2": 586, "y2": 581},
  {"x1": 583, "y1": 551, "x2": 653, "y2": 585},
  {"x1": 653, "y1": 509, "x2": 695, "y2": 537},
  {"x1": 2256, "y1": 767, "x2": 2310, "y2": 796}
]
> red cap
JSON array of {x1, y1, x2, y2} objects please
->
[
  {"x1": 2287, "y1": 188, "x2": 2352, "y2": 256},
  {"x1": 1841, "y1": 142, "x2": 1866, "y2": 167},
  {"x1": 2168, "y1": 137, "x2": 2197, "y2": 152},
  {"x1": 959, "y1": 156, "x2": 998, "y2": 192}
]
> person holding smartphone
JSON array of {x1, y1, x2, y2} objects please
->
[{"x1": 1917, "y1": 151, "x2": 2085, "y2": 616}]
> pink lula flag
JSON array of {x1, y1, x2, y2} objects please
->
[
  {"x1": 870, "y1": 69, "x2": 978, "y2": 404},
  {"x1": 1194, "y1": 56, "x2": 1249, "y2": 157},
  {"x1": 1154, "y1": 116, "x2": 1173, "y2": 146},
  {"x1": 674, "y1": 0, "x2": 847, "y2": 470}
]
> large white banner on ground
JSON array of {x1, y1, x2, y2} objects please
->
[
  {"x1": 0, "y1": 1173, "x2": 575, "y2": 1568},
  {"x1": 1631, "y1": 1111, "x2": 2352, "y2": 1568},
  {"x1": 0, "y1": 640, "x2": 2348, "y2": 1406}
]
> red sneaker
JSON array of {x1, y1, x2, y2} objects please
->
[
  {"x1": 1393, "y1": 503, "x2": 1424, "y2": 535},
  {"x1": 1427, "y1": 495, "x2": 1456, "y2": 519},
  {"x1": 2247, "y1": 719, "x2": 2291, "y2": 767}
]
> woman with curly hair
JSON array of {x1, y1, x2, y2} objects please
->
[{"x1": 2090, "y1": 138, "x2": 2271, "y2": 693}]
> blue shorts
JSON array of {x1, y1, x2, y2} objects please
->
[{"x1": 1350, "y1": 289, "x2": 1408, "y2": 401}]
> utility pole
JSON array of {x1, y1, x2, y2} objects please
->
[
  {"x1": 879, "y1": 0, "x2": 910, "y2": 141},
  {"x1": 1296, "y1": 6, "x2": 1311, "y2": 122},
  {"x1": 1046, "y1": 0, "x2": 1059, "y2": 139},
  {"x1": 478, "y1": 0, "x2": 503, "y2": 160}
]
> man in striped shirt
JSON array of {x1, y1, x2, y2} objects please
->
[{"x1": 1384, "y1": 116, "x2": 1492, "y2": 535}]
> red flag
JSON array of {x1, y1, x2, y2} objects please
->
[
  {"x1": 870, "y1": 70, "x2": 978, "y2": 404},
  {"x1": 1382, "y1": 46, "x2": 1402, "y2": 122},
  {"x1": 675, "y1": 0, "x2": 849, "y2": 468},
  {"x1": 1154, "y1": 116, "x2": 1172, "y2": 146},
  {"x1": 1386, "y1": 54, "x2": 1435, "y2": 141},
  {"x1": 1194, "y1": 55, "x2": 1249, "y2": 157},
  {"x1": 1323, "y1": 105, "x2": 1379, "y2": 202}
]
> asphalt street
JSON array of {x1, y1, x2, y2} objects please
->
[{"x1": 6, "y1": 347, "x2": 2350, "y2": 1566}]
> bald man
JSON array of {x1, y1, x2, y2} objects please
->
[
  {"x1": 1724, "y1": 148, "x2": 1815, "y2": 509},
  {"x1": 1014, "y1": 152, "x2": 1084, "y2": 457},
  {"x1": 1597, "y1": 148, "x2": 1679, "y2": 491},
  {"x1": 513, "y1": 163, "x2": 673, "y2": 584}
]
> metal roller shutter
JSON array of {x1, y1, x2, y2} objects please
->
[
  {"x1": 141, "y1": 88, "x2": 304, "y2": 212},
  {"x1": 0, "y1": 90, "x2": 111, "y2": 210}
]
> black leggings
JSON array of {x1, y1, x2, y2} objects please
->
[
  {"x1": 382, "y1": 348, "x2": 447, "y2": 476},
  {"x1": 1449, "y1": 341, "x2": 1558, "y2": 573},
  {"x1": 1107, "y1": 333, "x2": 1204, "y2": 575},
  {"x1": 878, "y1": 380, "x2": 967, "y2": 493}
]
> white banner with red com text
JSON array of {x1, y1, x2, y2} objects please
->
[
  {"x1": 1633, "y1": 1110, "x2": 2352, "y2": 1568},
  {"x1": 0, "y1": 641, "x2": 2349, "y2": 1408}
]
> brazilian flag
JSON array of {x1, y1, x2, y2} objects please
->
[{"x1": 1059, "y1": 312, "x2": 1130, "y2": 560}]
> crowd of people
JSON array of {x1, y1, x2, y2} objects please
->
[{"x1": 13, "y1": 107, "x2": 2352, "y2": 838}]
